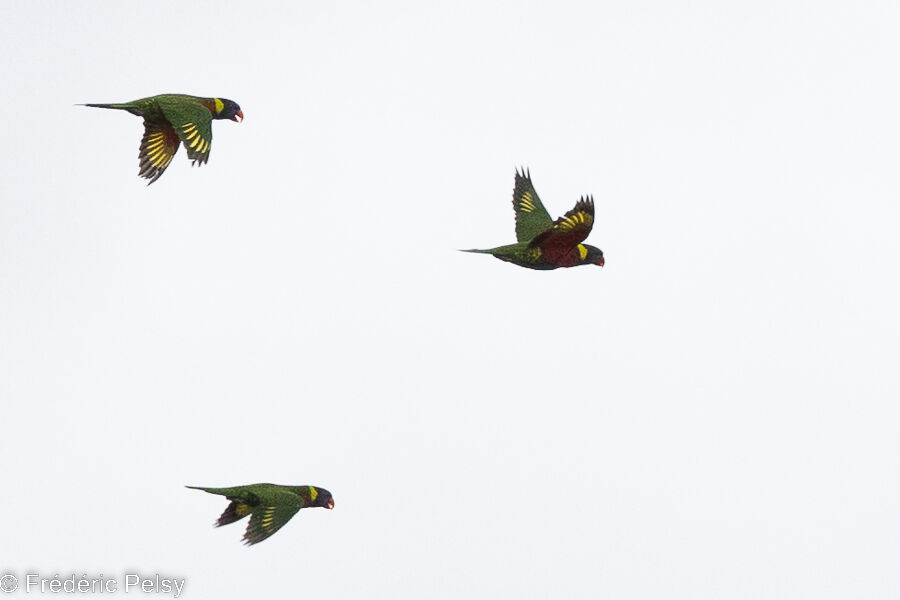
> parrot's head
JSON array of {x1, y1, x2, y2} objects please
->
[
  {"x1": 312, "y1": 487, "x2": 334, "y2": 509},
  {"x1": 584, "y1": 245, "x2": 605, "y2": 267},
  {"x1": 216, "y1": 98, "x2": 243, "y2": 122}
]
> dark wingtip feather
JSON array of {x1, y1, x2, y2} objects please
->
[
  {"x1": 215, "y1": 501, "x2": 252, "y2": 528},
  {"x1": 573, "y1": 195, "x2": 594, "y2": 213}
]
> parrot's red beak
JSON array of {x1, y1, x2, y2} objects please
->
[
  {"x1": 233, "y1": 110, "x2": 244, "y2": 122},
  {"x1": 326, "y1": 498, "x2": 334, "y2": 509}
]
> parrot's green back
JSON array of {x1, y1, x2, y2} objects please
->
[
  {"x1": 84, "y1": 94, "x2": 213, "y2": 114},
  {"x1": 187, "y1": 483, "x2": 313, "y2": 503},
  {"x1": 460, "y1": 243, "x2": 553, "y2": 269}
]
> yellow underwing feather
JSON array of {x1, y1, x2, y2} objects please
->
[
  {"x1": 261, "y1": 507, "x2": 276, "y2": 527},
  {"x1": 560, "y1": 212, "x2": 589, "y2": 231},
  {"x1": 148, "y1": 146, "x2": 171, "y2": 167},
  {"x1": 520, "y1": 192, "x2": 536, "y2": 212}
]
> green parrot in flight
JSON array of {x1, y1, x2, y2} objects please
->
[
  {"x1": 187, "y1": 483, "x2": 333, "y2": 546},
  {"x1": 82, "y1": 94, "x2": 243, "y2": 184},
  {"x1": 462, "y1": 169, "x2": 605, "y2": 269}
]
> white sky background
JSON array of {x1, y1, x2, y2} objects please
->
[{"x1": 1, "y1": 0, "x2": 899, "y2": 597}]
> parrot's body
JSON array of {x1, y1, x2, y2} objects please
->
[
  {"x1": 463, "y1": 169, "x2": 604, "y2": 269},
  {"x1": 187, "y1": 483, "x2": 333, "y2": 546},
  {"x1": 82, "y1": 93, "x2": 243, "y2": 184}
]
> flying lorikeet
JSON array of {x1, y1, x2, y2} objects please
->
[
  {"x1": 462, "y1": 169, "x2": 605, "y2": 269},
  {"x1": 187, "y1": 483, "x2": 333, "y2": 546},
  {"x1": 82, "y1": 94, "x2": 243, "y2": 184}
]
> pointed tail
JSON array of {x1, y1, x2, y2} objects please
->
[
  {"x1": 79, "y1": 102, "x2": 136, "y2": 112},
  {"x1": 459, "y1": 248, "x2": 494, "y2": 254},
  {"x1": 185, "y1": 485, "x2": 222, "y2": 494}
]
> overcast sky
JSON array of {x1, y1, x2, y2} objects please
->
[{"x1": 2, "y1": 1, "x2": 900, "y2": 598}]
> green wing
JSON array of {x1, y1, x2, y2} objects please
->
[
  {"x1": 513, "y1": 168, "x2": 552, "y2": 242},
  {"x1": 243, "y1": 505, "x2": 302, "y2": 545},
  {"x1": 157, "y1": 98, "x2": 214, "y2": 165}
]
